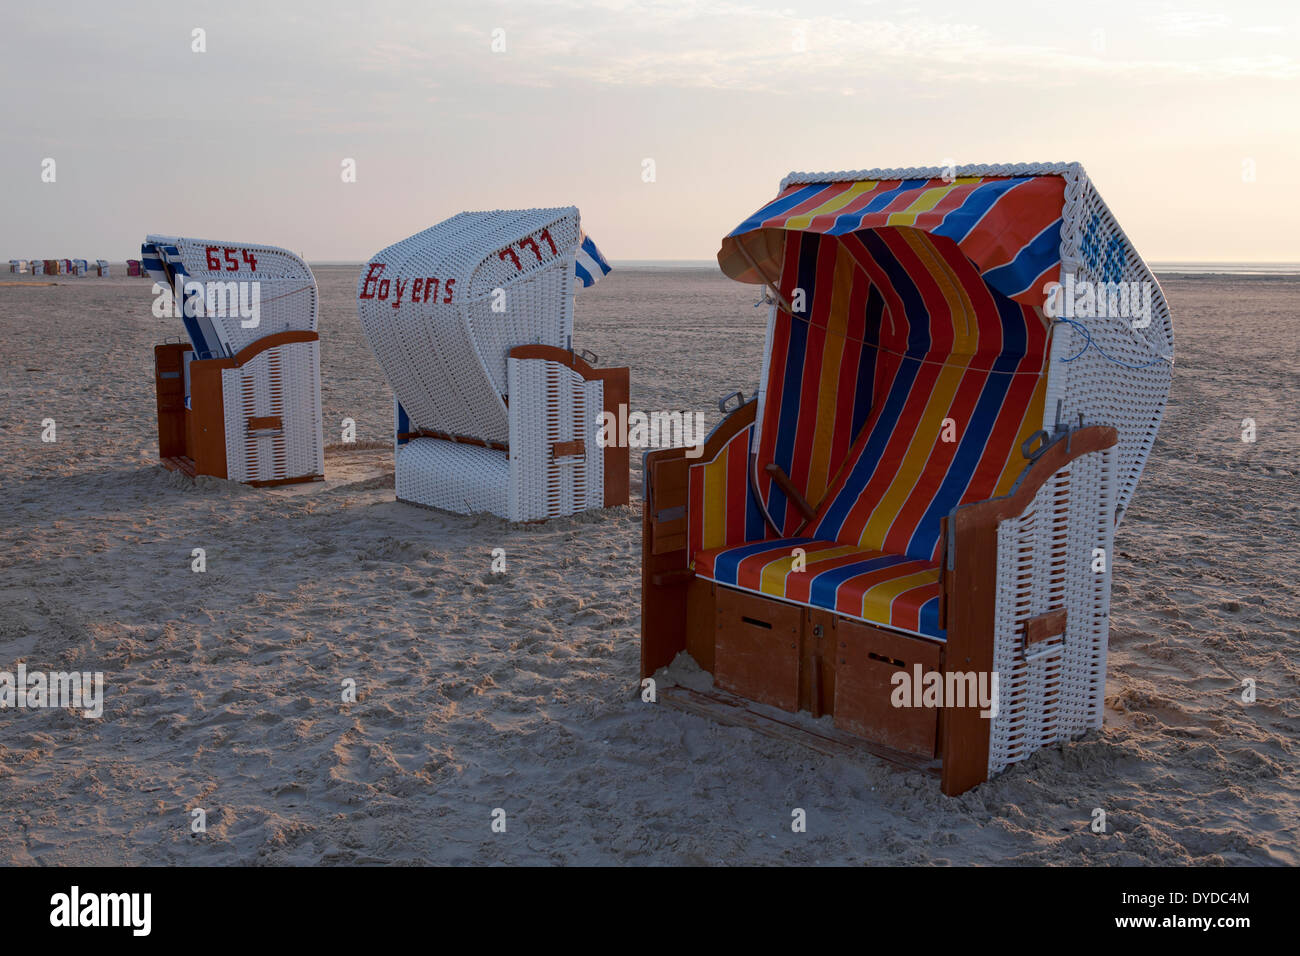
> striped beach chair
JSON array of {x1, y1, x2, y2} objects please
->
[
  {"x1": 357, "y1": 207, "x2": 629, "y2": 521},
  {"x1": 143, "y1": 235, "x2": 324, "y2": 486},
  {"x1": 72, "y1": 258, "x2": 88, "y2": 276},
  {"x1": 642, "y1": 163, "x2": 1173, "y2": 794}
]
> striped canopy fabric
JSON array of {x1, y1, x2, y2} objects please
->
[
  {"x1": 720, "y1": 175, "x2": 1065, "y2": 307},
  {"x1": 574, "y1": 232, "x2": 612, "y2": 288}
]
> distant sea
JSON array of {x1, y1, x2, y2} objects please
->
[
  {"x1": 1148, "y1": 262, "x2": 1300, "y2": 276},
  {"x1": 299, "y1": 260, "x2": 1300, "y2": 276}
]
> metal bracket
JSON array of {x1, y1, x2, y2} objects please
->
[
  {"x1": 718, "y1": 390, "x2": 746, "y2": 414},
  {"x1": 1021, "y1": 429, "x2": 1051, "y2": 462}
]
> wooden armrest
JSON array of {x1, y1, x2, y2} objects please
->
[
  {"x1": 952, "y1": 426, "x2": 1118, "y2": 531},
  {"x1": 763, "y1": 463, "x2": 816, "y2": 522}
]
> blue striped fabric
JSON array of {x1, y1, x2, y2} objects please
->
[
  {"x1": 724, "y1": 176, "x2": 1065, "y2": 307},
  {"x1": 574, "y1": 232, "x2": 612, "y2": 288},
  {"x1": 142, "y1": 241, "x2": 229, "y2": 360}
]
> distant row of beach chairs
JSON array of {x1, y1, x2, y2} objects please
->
[{"x1": 7, "y1": 258, "x2": 151, "y2": 277}]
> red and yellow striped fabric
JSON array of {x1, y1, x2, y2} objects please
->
[
  {"x1": 695, "y1": 537, "x2": 942, "y2": 638},
  {"x1": 806, "y1": 228, "x2": 1048, "y2": 561},
  {"x1": 686, "y1": 422, "x2": 768, "y2": 560},
  {"x1": 720, "y1": 175, "x2": 1065, "y2": 306},
  {"x1": 752, "y1": 234, "x2": 877, "y2": 535}
]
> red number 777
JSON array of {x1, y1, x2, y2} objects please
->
[{"x1": 497, "y1": 229, "x2": 560, "y2": 272}]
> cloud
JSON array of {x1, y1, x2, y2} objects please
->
[{"x1": 413, "y1": 0, "x2": 1300, "y2": 93}]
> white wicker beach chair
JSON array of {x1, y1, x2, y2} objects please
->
[
  {"x1": 357, "y1": 207, "x2": 628, "y2": 521},
  {"x1": 143, "y1": 235, "x2": 324, "y2": 486},
  {"x1": 642, "y1": 163, "x2": 1173, "y2": 794}
]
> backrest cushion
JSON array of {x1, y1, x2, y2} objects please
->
[
  {"x1": 751, "y1": 233, "x2": 879, "y2": 535},
  {"x1": 806, "y1": 228, "x2": 1049, "y2": 561}
]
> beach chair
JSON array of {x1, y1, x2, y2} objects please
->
[
  {"x1": 143, "y1": 235, "x2": 324, "y2": 486},
  {"x1": 95, "y1": 259, "x2": 109, "y2": 277},
  {"x1": 126, "y1": 259, "x2": 143, "y2": 277},
  {"x1": 641, "y1": 163, "x2": 1173, "y2": 795},
  {"x1": 73, "y1": 258, "x2": 88, "y2": 276},
  {"x1": 357, "y1": 207, "x2": 629, "y2": 521}
]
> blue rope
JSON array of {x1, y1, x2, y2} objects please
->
[{"x1": 1055, "y1": 318, "x2": 1170, "y2": 370}]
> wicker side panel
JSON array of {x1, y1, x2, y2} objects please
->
[
  {"x1": 1048, "y1": 168, "x2": 1173, "y2": 523},
  {"x1": 220, "y1": 340, "x2": 324, "y2": 484},
  {"x1": 507, "y1": 357, "x2": 604, "y2": 522},
  {"x1": 987, "y1": 444, "x2": 1116, "y2": 776},
  {"x1": 395, "y1": 437, "x2": 510, "y2": 516}
]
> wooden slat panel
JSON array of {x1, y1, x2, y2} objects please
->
[
  {"x1": 154, "y1": 343, "x2": 191, "y2": 461},
  {"x1": 834, "y1": 619, "x2": 942, "y2": 758},
  {"x1": 186, "y1": 357, "x2": 228, "y2": 480},
  {"x1": 247, "y1": 415, "x2": 283, "y2": 432},
  {"x1": 1024, "y1": 609, "x2": 1067, "y2": 645},
  {"x1": 641, "y1": 447, "x2": 690, "y2": 677},
  {"x1": 685, "y1": 577, "x2": 717, "y2": 674},
  {"x1": 649, "y1": 456, "x2": 689, "y2": 556},
  {"x1": 802, "y1": 609, "x2": 838, "y2": 718},
  {"x1": 714, "y1": 587, "x2": 801, "y2": 712},
  {"x1": 551, "y1": 438, "x2": 586, "y2": 458}
]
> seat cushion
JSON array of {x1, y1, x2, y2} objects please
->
[{"x1": 694, "y1": 537, "x2": 944, "y2": 640}]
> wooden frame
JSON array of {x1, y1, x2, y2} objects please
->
[
  {"x1": 640, "y1": 421, "x2": 1119, "y2": 796},
  {"x1": 640, "y1": 398, "x2": 756, "y2": 678}
]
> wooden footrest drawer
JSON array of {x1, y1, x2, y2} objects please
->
[
  {"x1": 832, "y1": 620, "x2": 942, "y2": 758},
  {"x1": 714, "y1": 587, "x2": 801, "y2": 712}
]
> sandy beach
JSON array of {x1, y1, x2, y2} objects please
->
[{"x1": 0, "y1": 265, "x2": 1295, "y2": 865}]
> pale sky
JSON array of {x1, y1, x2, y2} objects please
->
[{"x1": 1, "y1": 0, "x2": 1297, "y2": 263}]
